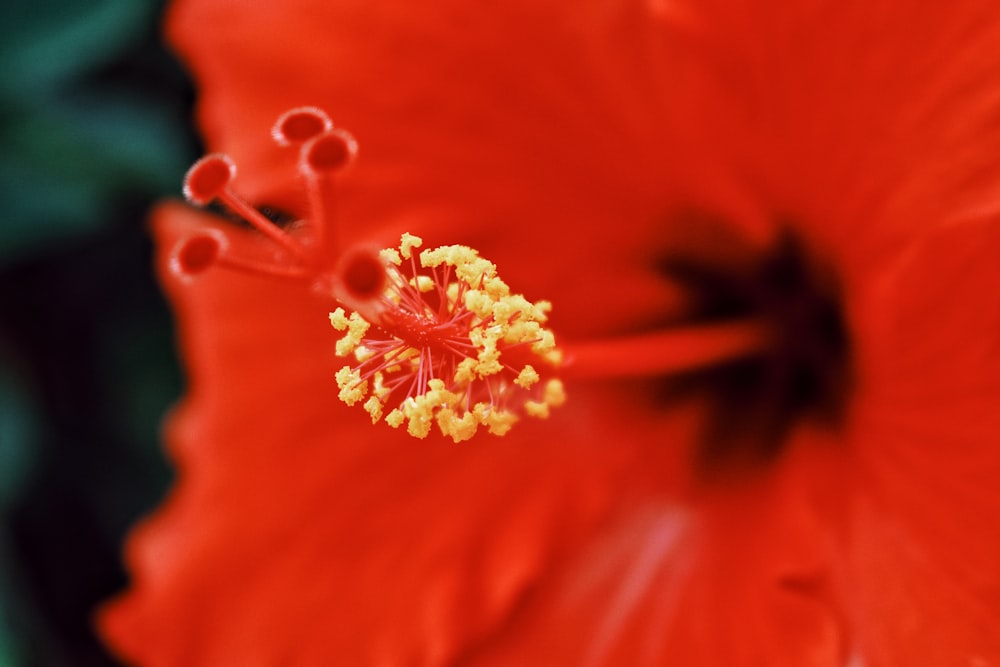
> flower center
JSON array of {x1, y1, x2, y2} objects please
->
[{"x1": 655, "y1": 218, "x2": 852, "y2": 472}]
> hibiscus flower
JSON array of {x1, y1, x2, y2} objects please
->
[{"x1": 100, "y1": 0, "x2": 1000, "y2": 665}]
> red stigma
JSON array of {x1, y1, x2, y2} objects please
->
[
  {"x1": 302, "y1": 130, "x2": 358, "y2": 174},
  {"x1": 174, "y1": 235, "x2": 221, "y2": 275},
  {"x1": 272, "y1": 106, "x2": 333, "y2": 146},
  {"x1": 183, "y1": 154, "x2": 235, "y2": 205},
  {"x1": 173, "y1": 108, "x2": 361, "y2": 284},
  {"x1": 338, "y1": 248, "x2": 388, "y2": 301}
]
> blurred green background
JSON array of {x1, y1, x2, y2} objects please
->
[{"x1": 0, "y1": 0, "x2": 197, "y2": 663}]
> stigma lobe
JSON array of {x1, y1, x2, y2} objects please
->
[{"x1": 175, "y1": 107, "x2": 357, "y2": 282}]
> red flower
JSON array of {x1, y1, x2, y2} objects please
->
[{"x1": 100, "y1": 0, "x2": 1000, "y2": 665}]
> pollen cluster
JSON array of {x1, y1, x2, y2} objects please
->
[{"x1": 330, "y1": 233, "x2": 564, "y2": 442}]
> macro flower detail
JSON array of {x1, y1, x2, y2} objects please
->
[
  {"x1": 331, "y1": 233, "x2": 564, "y2": 441},
  {"x1": 175, "y1": 106, "x2": 564, "y2": 442},
  {"x1": 98, "y1": 1, "x2": 1000, "y2": 666}
]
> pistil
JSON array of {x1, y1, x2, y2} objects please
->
[{"x1": 562, "y1": 319, "x2": 771, "y2": 380}]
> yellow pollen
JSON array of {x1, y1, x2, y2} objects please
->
[
  {"x1": 544, "y1": 379, "x2": 567, "y2": 406},
  {"x1": 463, "y1": 290, "x2": 493, "y2": 318},
  {"x1": 330, "y1": 233, "x2": 565, "y2": 442},
  {"x1": 335, "y1": 367, "x2": 367, "y2": 406},
  {"x1": 363, "y1": 395, "x2": 383, "y2": 423},
  {"x1": 380, "y1": 248, "x2": 402, "y2": 265},
  {"x1": 436, "y1": 407, "x2": 479, "y2": 443},
  {"x1": 412, "y1": 275, "x2": 435, "y2": 292},
  {"x1": 400, "y1": 232, "x2": 423, "y2": 260},
  {"x1": 481, "y1": 406, "x2": 518, "y2": 436},
  {"x1": 330, "y1": 308, "x2": 370, "y2": 356},
  {"x1": 386, "y1": 409, "x2": 405, "y2": 429},
  {"x1": 515, "y1": 365, "x2": 540, "y2": 388}
]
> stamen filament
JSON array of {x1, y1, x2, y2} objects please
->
[
  {"x1": 562, "y1": 319, "x2": 770, "y2": 379},
  {"x1": 362, "y1": 344, "x2": 411, "y2": 378}
]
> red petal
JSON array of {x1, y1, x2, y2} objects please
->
[
  {"x1": 463, "y1": 436, "x2": 850, "y2": 666},
  {"x1": 847, "y1": 215, "x2": 1000, "y2": 665},
  {"x1": 669, "y1": 0, "x2": 1000, "y2": 274}
]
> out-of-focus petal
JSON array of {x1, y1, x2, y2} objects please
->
[
  {"x1": 462, "y1": 434, "x2": 849, "y2": 667},
  {"x1": 670, "y1": 0, "x2": 1000, "y2": 274},
  {"x1": 848, "y1": 214, "x2": 1000, "y2": 665}
]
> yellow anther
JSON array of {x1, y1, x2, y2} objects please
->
[
  {"x1": 418, "y1": 246, "x2": 450, "y2": 268},
  {"x1": 506, "y1": 320, "x2": 542, "y2": 345},
  {"x1": 437, "y1": 408, "x2": 479, "y2": 443},
  {"x1": 483, "y1": 408, "x2": 518, "y2": 436},
  {"x1": 542, "y1": 347, "x2": 564, "y2": 366},
  {"x1": 524, "y1": 400, "x2": 550, "y2": 418},
  {"x1": 402, "y1": 397, "x2": 434, "y2": 439},
  {"x1": 524, "y1": 379, "x2": 566, "y2": 418},
  {"x1": 329, "y1": 307, "x2": 350, "y2": 330},
  {"x1": 400, "y1": 233, "x2": 423, "y2": 260},
  {"x1": 531, "y1": 330, "x2": 557, "y2": 355},
  {"x1": 380, "y1": 248, "x2": 402, "y2": 265},
  {"x1": 476, "y1": 350, "x2": 503, "y2": 377},
  {"x1": 483, "y1": 276, "x2": 509, "y2": 300},
  {"x1": 336, "y1": 367, "x2": 367, "y2": 406},
  {"x1": 386, "y1": 409, "x2": 405, "y2": 429},
  {"x1": 515, "y1": 365, "x2": 540, "y2": 389},
  {"x1": 331, "y1": 309, "x2": 370, "y2": 356},
  {"x1": 454, "y1": 358, "x2": 478, "y2": 384},
  {"x1": 413, "y1": 275, "x2": 435, "y2": 292},
  {"x1": 543, "y1": 379, "x2": 567, "y2": 407},
  {"x1": 534, "y1": 300, "x2": 553, "y2": 321},
  {"x1": 463, "y1": 290, "x2": 493, "y2": 318},
  {"x1": 363, "y1": 395, "x2": 383, "y2": 423}
]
